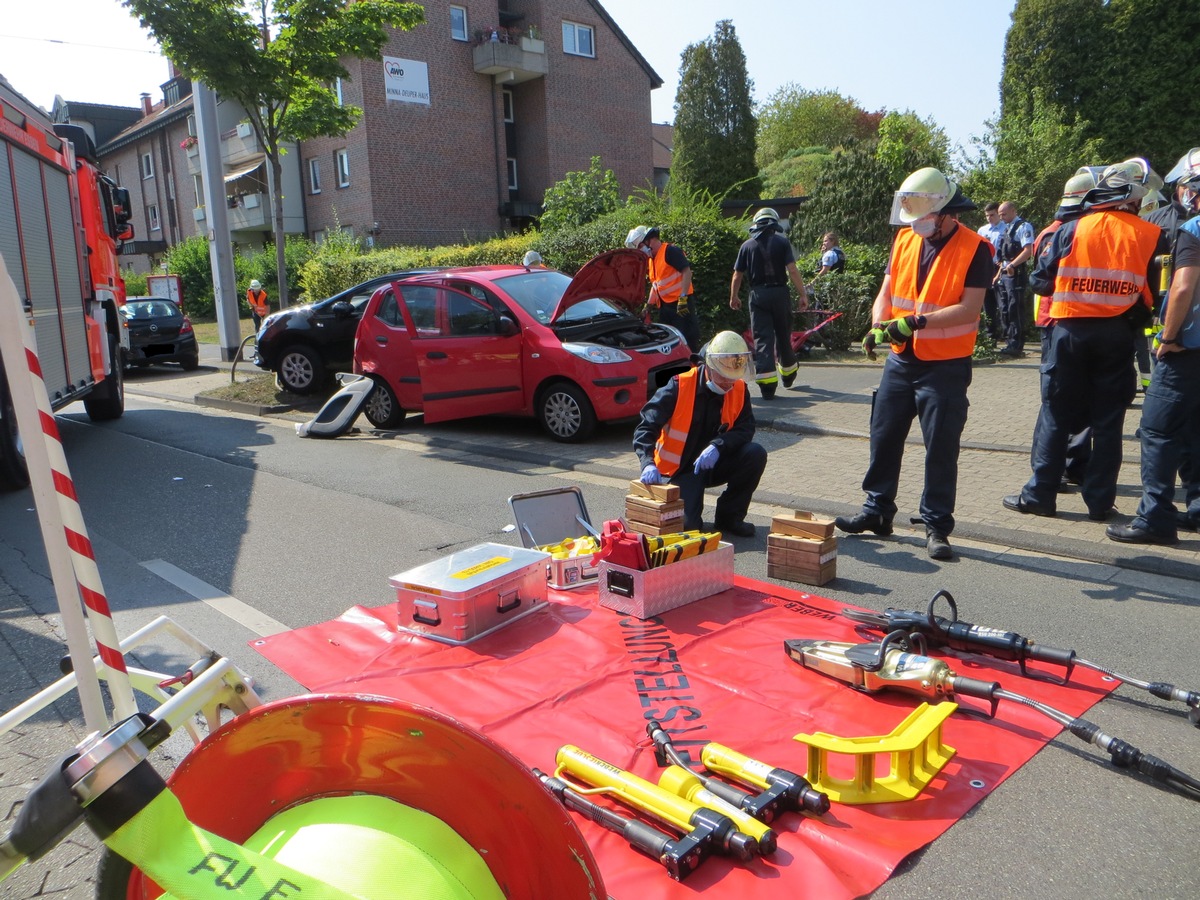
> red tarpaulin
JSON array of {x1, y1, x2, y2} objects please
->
[{"x1": 251, "y1": 576, "x2": 1114, "y2": 899}]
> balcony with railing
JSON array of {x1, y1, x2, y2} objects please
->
[{"x1": 472, "y1": 26, "x2": 546, "y2": 84}]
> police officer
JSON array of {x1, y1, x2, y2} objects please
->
[
  {"x1": 995, "y1": 201, "x2": 1036, "y2": 356},
  {"x1": 1004, "y1": 158, "x2": 1163, "y2": 521},
  {"x1": 626, "y1": 225, "x2": 700, "y2": 352},
  {"x1": 634, "y1": 332, "x2": 766, "y2": 537},
  {"x1": 835, "y1": 167, "x2": 992, "y2": 560},
  {"x1": 1107, "y1": 149, "x2": 1200, "y2": 545},
  {"x1": 729, "y1": 208, "x2": 810, "y2": 399}
]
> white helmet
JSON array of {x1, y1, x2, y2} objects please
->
[
  {"x1": 705, "y1": 331, "x2": 753, "y2": 382},
  {"x1": 625, "y1": 225, "x2": 659, "y2": 249},
  {"x1": 249, "y1": 279, "x2": 262, "y2": 290},
  {"x1": 889, "y1": 167, "x2": 960, "y2": 225},
  {"x1": 1086, "y1": 157, "x2": 1163, "y2": 209},
  {"x1": 522, "y1": 250, "x2": 543, "y2": 267},
  {"x1": 1059, "y1": 167, "x2": 1103, "y2": 211},
  {"x1": 1164, "y1": 147, "x2": 1200, "y2": 190}
]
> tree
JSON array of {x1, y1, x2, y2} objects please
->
[
  {"x1": 124, "y1": 0, "x2": 424, "y2": 305},
  {"x1": 1000, "y1": 0, "x2": 1200, "y2": 174},
  {"x1": 540, "y1": 156, "x2": 620, "y2": 233},
  {"x1": 756, "y1": 85, "x2": 881, "y2": 169},
  {"x1": 671, "y1": 20, "x2": 760, "y2": 199},
  {"x1": 875, "y1": 111, "x2": 950, "y2": 186}
]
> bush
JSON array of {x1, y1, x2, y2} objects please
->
[
  {"x1": 164, "y1": 236, "x2": 218, "y2": 318},
  {"x1": 540, "y1": 156, "x2": 620, "y2": 232},
  {"x1": 805, "y1": 273, "x2": 878, "y2": 352},
  {"x1": 121, "y1": 269, "x2": 148, "y2": 297}
]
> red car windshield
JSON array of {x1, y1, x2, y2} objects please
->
[{"x1": 493, "y1": 271, "x2": 633, "y2": 326}]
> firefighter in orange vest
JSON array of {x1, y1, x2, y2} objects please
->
[
  {"x1": 247, "y1": 279, "x2": 269, "y2": 330},
  {"x1": 1004, "y1": 158, "x2": 1162, "y2": 522},
  {"x1": 626, "y1": 225, "x2": 700, "y2": 353},
  {"x1": 633, "y1": 331, "x2": 765, "y2": 537},
  {"x1": 835, "y1": 167, "x2": 992, "y2": 561}
]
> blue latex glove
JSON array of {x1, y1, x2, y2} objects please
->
[
  {"x1": 640, "y1": 463, "x2": 664, "y2": 485},
  {"x1": 694, "y1": 444, "x2": 719, "y2": 473}
]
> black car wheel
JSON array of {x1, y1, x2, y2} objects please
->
[
  {"x1": 277, "y1": 344, "x2": 325, "y2": 394},
  {"x1": 363, "y1": 378, "x2": 406, "y2": 428},
  {"x1": 180, "y1": 352, "x2": 200, "y2": 371},
  {"x1": 538, "y1": 381, "x2": 596, "y2": 443},
  {"x1": 82, "y1": 334, "x2": 125, "y2": 421}
]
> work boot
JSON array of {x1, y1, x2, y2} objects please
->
[
  {"x1": 781, "y1": 370, "x2": 797, "y2": 388},
  {"x1": 759, "y1": 384, "x2": 776, "y2": 400},
  {"x1": 1002, "y1": 494, "x2": 1056, "y2": 517},
  {"x1": 714, "y1": 517, "x2": 755, "y2": 538},
  {"x1": 926, "y1": 530, "x2": 953, "y2": 560},
  {"x1": 1177, "y1": 510, "x2": 1199, "y2": 531},
  {"x1": 1105, "y1": 523, "x2": 1178, "y2": 546},
  {"x1": 834, "y1": 511, "x2": 893, "y2": 536}
]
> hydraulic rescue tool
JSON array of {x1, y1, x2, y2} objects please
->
[
  {"x1": 553, "y1": 745, "x2": 759, "y2": 880},
  {"x1": 784, "y1": 632, "x2": 1200, "y2": 801},
  {"x1": 646, "y1": 719, "x2": 830, "y2": 821},
  {"x1": 842, "y1": 590, "x2": 1200, "y2": 726}
]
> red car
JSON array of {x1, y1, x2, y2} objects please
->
[{"x1": 352, "y1": 249, "x2": 694, "y2": 441}]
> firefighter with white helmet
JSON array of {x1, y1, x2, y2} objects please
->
[
  {"x1": 1106, "y1": 147, "x2": 1200, "y2": 545},
  {"x1": 836, "y1": 166, "x2": 993, "y2": 561},
  {"x1": 247, "y1": 279, "x2": 269, "y2": 330},
  {"x1": 626, "y1": 224, "x2": 700, "y2": 352},
  {"x1": 1005, "y1": 157, "x2": 1163, "y2": 523},
  {"x1": 633, "y1": 331, "x2": 766, "y2": 537},
  {"x1": 730, "y1": 207, "x2": 810, "y2": 398}
]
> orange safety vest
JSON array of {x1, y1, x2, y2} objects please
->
[
  {"x1": 1049, "y1": 211, "x2": 1159, "y2": 319},
  {"x1": 888, "y1": 223, "x2": 986, "y2": 361},
  {"x1": 1033, "y1": 219, "x2": 1064, "y2": 327},
  {"x1": 653, "y1": 368, "x2": 745, "y2": 477},
  {"x1": 649, "y1": 243, "x2": 692, "y2": 305},
  {"x1": 247, "y1": 289, "x2": 269, "y2": 317}
]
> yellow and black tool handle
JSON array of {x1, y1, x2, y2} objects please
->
[{"x1": 701, "y1": 743, "x2": 830, "y2": 816}]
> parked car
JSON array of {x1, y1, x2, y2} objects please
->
[
  {"x1": 253, "y1": 270, "x2": 438, "y2": 394},
  {"x1": 119, "y1": 297, "x2": 200, "y2": 370},
  {"x1": 352, "y1": 249, "x2": 694, "y2": 442}
]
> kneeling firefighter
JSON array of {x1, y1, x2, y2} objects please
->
[{"x1": 633, "y1": 331, "x2": 767, "y2": 537}]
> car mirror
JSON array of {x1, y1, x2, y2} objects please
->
[
  {"x1": 498, "y1": 315, "x2": 519, "y2": 337},
  {"x1": 331, "y1": 300, "x2": 353, "y2": 318}
]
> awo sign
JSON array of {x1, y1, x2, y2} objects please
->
[{"x1": 383, "y1": 57, "x2": 430, "y2": 106}]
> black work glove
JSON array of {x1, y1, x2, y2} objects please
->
[
  {"x1": 862, "y1": 327, "x2": 889, "y2": 360},
  {"x1": 883, "y1": 315, "x2": 926, "y2": 344}
]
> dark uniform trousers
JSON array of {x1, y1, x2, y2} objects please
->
[
  {"x1": 1022, "y1": 317, "x2": 1137, "y2": 514},
  {"x1": 673, "y1": 442, "x2": 767, "y2": 531},
  {"x1": 1133, "y1": 349, "x2": 1200, "y2": 534},
  {"x1": 659, "y1": 300, "x2": 700, "y2": 354},
  {"x1": 749, "y1": 285, "x2": 796, "y2": 376},
  {"x1": 997, "y1": 269, "x2": 1028, "y2": 351},
  {"x1": 861, "y1": 355, "x2": 971, "y2": 536}
]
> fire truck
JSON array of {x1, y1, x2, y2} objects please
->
[{"x1": 0, "y1": 76, "x2": 133, "y2": 490}]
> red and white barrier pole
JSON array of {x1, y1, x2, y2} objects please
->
[{"x1": 0, "y1": 260, "x2": 136, "y2": 728}]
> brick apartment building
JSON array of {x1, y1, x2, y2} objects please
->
[{"x1": 55, "y1": 0, "x2": 661, "y2": 273}]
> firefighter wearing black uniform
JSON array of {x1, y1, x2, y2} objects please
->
[{"x1": 729, "y1": 208, "x2": 810, "y2": 399}]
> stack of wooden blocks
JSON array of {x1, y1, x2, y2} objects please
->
[
  {"x1": 766, "y1": 510, "x2": 837, "y2": 586},
  {"x1": 624, "y1": 481, "x2": 686, "y2": 536}
]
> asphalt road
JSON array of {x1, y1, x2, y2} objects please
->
[{"x1": 1, "y1": 389, "x2": 1197, "y2": 899}]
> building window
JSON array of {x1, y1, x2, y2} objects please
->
[
  {"x1": 502, "y1": 89, "x2": 514, "y2": 123},
  {"x1": 334, "y1": 77, "x2": 344, "y2": 106},
  {"x1": 148, "y1": 205, "x2": 160, "y2": 232},
  {"x1": 336, "y1": 149, "x2": 350, "y2": 188},
  {"x1": 186, "y1": 114, "x2": 196, "y2": 137},
  {"x1": 193, "y1": 174, "x2": 204, "y2": 208},
  {"x1": 141, "y1": 152, "x2": 154, "y2": 180},
  {"x1": 450, "y1": 5, "x2": 468, "y2": 41},
  {"x1": 507, "y1": 158, "x2": 518, "y2": 191},
  {"x1": 562, "y1": 21, "x2": 594, "y2": 57},
  {"x1": 309, "y1": 158, "x2": 321, "y2": 194}
]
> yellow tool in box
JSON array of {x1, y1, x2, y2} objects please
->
[
  {"x1": 656, "y1": 766, "x2": 778, "y2": 854},
  {"x1": 538, "y1": 536, "x2": 600, "y2": 559},
  {"x1": 647, "y1": 531, "x2": 721, "y2": 568}
]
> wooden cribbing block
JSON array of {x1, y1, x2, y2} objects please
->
[
  {"x1": 626, "y1": 520, "x2": 687, "y2": 537},
  {"x1": 771, "y1": 510, "x2": 836, "y2": 540},
  {"x1": 628, "y1": 480, "x2": 681, "y2": 502},
  {"x1": 624, "y1": 495, "x2": 686, "y2": 528},
  {"x1": 768, "y1": 561, "x2": 837, "y2": 586},
  {"x1": 767, "y1": 533, "x2": 837, "y2": 585}
]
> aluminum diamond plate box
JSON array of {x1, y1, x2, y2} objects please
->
[
  {"x1": 598, "y1": 542, "x2": 734, "y2": 619},
  {"x1": 390, "y1": 543, "x2": 550, "y2": 644}
]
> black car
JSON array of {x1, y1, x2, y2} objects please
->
[
  {"x1": 253, "y1": 270, "x2": 438, "y2": 394},
  {"x1": 119, "y1": 298, "x2": 200, "y2": 370}
]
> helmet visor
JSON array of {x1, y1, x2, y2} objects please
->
[
  {"x1": 707, "y1": 351, "x2": 753, "y2": 382},
  {"x1": 890, "y1": 191, "x2": 946, "y2": 225},
  {"x1": 1165, "y1": 149, "x2": 1200, "y2": 187}
]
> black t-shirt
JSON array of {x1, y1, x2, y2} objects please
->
[
  {"x1": 1175, "y1": 223, "x2": 1200, "y2": 270},
  {"x1": 885, "y1": 223, "x2": 994, "y2": 294},
  {"x1": 733, "y1": 230, "x2": 796, "y2": 287}
]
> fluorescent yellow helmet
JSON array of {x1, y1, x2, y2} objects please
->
[
  {"x1": 890, "y1": 167, "x2": 959, "y2": 225},
  {"x1": 705, "y1": 331, "x2": 753, "y2": 381}
]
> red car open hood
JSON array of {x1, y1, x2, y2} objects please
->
[{"x1": 550, "y1": 248, "x2": 647, "y2": 322}]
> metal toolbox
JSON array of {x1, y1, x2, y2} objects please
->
[
  {"x1": 598, "y1": 542, "x2": 735, "y2": 619},
  {"x1": 389, "y1": 543, "x2": 550, "y2": 644},
  {"x1": 507, "y1": 487, "x2": 599, "y2": 591}
]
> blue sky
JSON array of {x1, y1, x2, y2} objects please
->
[{"x1": 1, "y1": 0, "x2": 1017, "y2": 157}]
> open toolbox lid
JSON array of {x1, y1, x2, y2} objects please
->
[{"x1": 507, "y1": 487, "x2": 595, "y2": 549}]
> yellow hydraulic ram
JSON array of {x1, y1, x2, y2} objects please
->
[
  {"x1": 555, "y1": 745, "x2": 759, "y2": 872},
  {"x1": 656, "y1": 766, "x2": 777, "y2": 854}
]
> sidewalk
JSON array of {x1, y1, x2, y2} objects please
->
[{"x1": 138, "y1": 345, "x2": 1200, "y2": 581}]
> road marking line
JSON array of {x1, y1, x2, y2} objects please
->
[{"x1": 140, "y1": 559, "x2": 289, "y2": 637}]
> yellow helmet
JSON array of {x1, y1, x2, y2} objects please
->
[
  {"x1": 705, "y1": 331, "x2": 753, "y2": 381},
  {"x1": 889, "y1": 167, "x2": 960, "y2": 225}
]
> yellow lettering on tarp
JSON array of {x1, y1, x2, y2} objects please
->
[{"x1": 452, "y1": 556, "x2": 512, "y2": 579}]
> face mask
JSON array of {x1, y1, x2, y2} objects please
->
[
  {"x1": 640, "y1": 245, "x2": 652, "y2": 256},
  {"x1": 1184, "y1": 187, "x2": 1199, "y2": 210},
  {"x1": 911, "y1": 215, "x2": 938, "y2": 238},
  {"x1": 705, "y1": 378, "x2": 729, "y2": 395}
]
